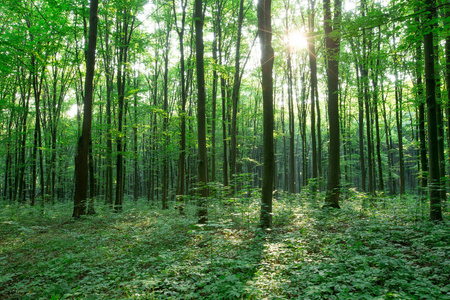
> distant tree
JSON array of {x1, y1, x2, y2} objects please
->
[
  {"x1": 173, "y1": 0, "x2": 189, "y2": 199},
  {"x1": 308, "y1": 0, "x2": 318, "y2": 192},
  {"x1": 230, "y1": 0, "x2": 245, "y2": 192}
]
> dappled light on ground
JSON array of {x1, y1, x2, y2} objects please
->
[{"x1": 0, "y1": 192, "x2": 449, "y2": 299}]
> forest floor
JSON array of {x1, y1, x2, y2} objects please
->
[{"x1": 1, "y1": 190, "x2": 450, "y2": 299}]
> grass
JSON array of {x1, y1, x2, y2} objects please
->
[{"x1": 0, "y1": 190, "x2": 449, "y2": 299}]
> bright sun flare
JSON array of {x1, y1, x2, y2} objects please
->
[{"x1": 285, "y1": 31, "x2": 308, "y2": 50}]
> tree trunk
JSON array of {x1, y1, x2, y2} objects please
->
[
  {"x1": 217, "y1": 0, "x2": 229, "y2": 188},
  {"x1": 230, "y1": 0, "x2": 245, "y2": 192},
  {"x1": 114, "y1": 8, "x2": 136, "y2": 212},
  {"x1": 308, "y1": 0, "x2": 318, "y2": 191},
  {"x1": 133, "y1": 77, "x2": 139, "y2": 203},
  {"x1": 73, "y1": 0, "x2": 99, "y2": 218},
  {"x1": 195, "y1": 0, "x2": 208, "y2": 223},
  {"x1": 423, "y1": 0, "x2": 443, "y2": 221},
  {"x1": 258, "y1": 0, "x2": 274, "y2": 229},
  {"x1": 323, "y1": 0, "x2": 342, "y2": 208},
  {"x1": 445, "y1": 7, "x2": 450, "y2": 192},
  {"x1": 373, "y1": 28, "x2": 384, "y2": 192},
  {"x1": 286, "y1": 24, "x2": 295, "y2": 194},
  {"x1": 162, "y1": 23, "x2": 171, "y2": 210}
]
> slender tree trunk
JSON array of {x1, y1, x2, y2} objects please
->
[
  {"x1": 230, "y1": 0, "x2": 245, "y2": 191},
  {"x1": 423, "y1": 0, "x2": 443, "y2": 221},
  {"x1": 195, "y1": 0, "x2": 208, "y2": 223},
  {"x1": 174, "y1": 0, "x2": 188, "y2": 198},
  {"x1": 217, "y1": 0, "x2": 229, "y2": 188},
  {"x1": 356, "y1": 62, "x2": 366, "y2": 192},
  {"x1": 301, "y1": 74, "x2": 308, "y2": 188},
  {"x1": 99, "y1": 13, "x2": 114, "y2": 207},
  {"x1": 392, "y1": 31, "x2": 405, "y2": 195},
  {"x1": 373, "y1": 29, "x2": 384, "y2": 192},
  {"x1": 114, "y1": 9, "x2": 136, "y2": 212},
  {"x1": 134, "y1": 77, "x2": 139, "y2": 203},
  {"x1": 281, "y1": 100, "x2": 287, "y2": 191},
  {"x1": 162, "y1": 24, "x2": 171, "y2": 210},
  {"x1": 445, "y1": 8, "x2": 450, "y2": 192},
  {"x1": 434, "y1": 40, "x2": 446, "y2": 202},
  {"x1": 316, "y1": 70, "x2": 322, "y2": 190},
  {"x1": 382, "y1": 90, "x2": 395, "y2": 194},
  {"x1": 211, "y1": 13, "x2": 217, "y2": 183},
  {"x1": 308, "y1": 0, "x2": 318, "y2": 191},
  {"x1": 361, "y1": 30, "x2": 374, "y2": 195},
  {"x1": 286, "y1": 26, "x2": 295, "y2": 194},
  {"x1": 395, "y1": 75, "x2": 405, "y2": 195},
  {"x1": 17, "y1": 72, "x2": 31, "y2": 203},
  {"x1": 323, "y1": 0, "x2": 342, "y2": 208},
  {"x1": 258, "y1": 0, "x2": 274, "y2": 229}
]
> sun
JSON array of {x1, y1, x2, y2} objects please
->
[{"x1": 285, "y1": 31, "x2": 308, "y2": 50}]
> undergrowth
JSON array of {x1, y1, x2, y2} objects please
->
[{"x1": 0, "y1": 191, "x2": 449, "y2": 299}]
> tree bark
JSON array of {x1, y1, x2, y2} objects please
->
[
  {"x1": 323, "y1": 0, "x2": 341, "y2": 208},
  {"x1": 195, "y1": 0, "x2": 208, "y2": 223},
  {"x1": 73, "y1": 0, "x2": 99, "y2": 218},
  {"x1": 258, "y1": 0, "x2": 274, "y2": 229},
  {"x1": 423, "y1": 0, "x2": 443, "y2": 221}
]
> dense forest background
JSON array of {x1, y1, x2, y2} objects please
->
[
  {"x1": 0, "y1": 0, "x2": 449, "y2": 218},
  {"x1": 1, "y1": 0, "x2": 450, "y2": 298}
]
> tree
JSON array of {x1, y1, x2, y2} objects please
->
[
  {"x1": 258, "y1": 0, "x2": 274, "y2": 229},
  {"x1": 173, "y1": 0, "x2": 189, "y2": 199},
  {"x1": 308, "y1": 0, "x2": 318, "y2": 192},
  {"x1": 230, "y1": 0, "x2": 245, "y2": 192},
  {"x1": 73, "y1": 0, "x2": 99, "y2": 218},
  {"x1": 323, "y1": 0, "x2": 341, "y2": 208},
  {"x1": 423, "y1": 0, "x2": 443, "y2": 222},
  {"x1": 194, "y1": 0, "x2": 208, "y2": 223}
]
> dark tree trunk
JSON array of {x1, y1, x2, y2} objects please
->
[
  {"x1": 73, "y1": 0, "x2": 99, "y2": 218},
  {"x1": 133, "y1": 77, "x2": 139, "y2": 203},
  {"x1": 162, "y1": 24, "x2": 171, "y2": 211},
  {"x1": 373, "y1": 28, "x2": 384, "y2": 192},
  {"x1": 99, "y1": 12, "x2": 114, "y2": 207},
  {"x1": 217, "y1": 0, "x2": 229, "y2": 188},
  {"x1": 445, "y1": 7, "x2": 450, "y2": 189},
  {"x1": 230, "y1": 0, "x2": 245, "y2": 191},
  {"x1": 258, "y1": 0, "x2": 274, "y2": 229},
  {"x1": 195, "y1": 0, "x2": 208, "y2": 223},
  {"x1": 423, "y1": 0, "x2": 443, "y2": 221},
  {"x1": 114, "y1": 8, "x2": 136, "y2": 212},
  {"x1": 323, "y1": 0, "x2": 342, "y2": 208},
  {"x1": 17, "y1": 71, "x2": 31, "y2": 203},
  {"x1": 308, "y1": 0, "x2": 318, "y2": 191},
  {"x1": 356, "y1": 63, "x2": 366, "y2": 192},
  {"x1": 381, "y1": 88, "x2": 395, "y2": 194},
  {"x1": 395, "y1": 73, "x2": 405, "y2": 195},
  {"x1": 174, "y1": 0, "x2": 188, "y2": 198},
  {"x1": 211, "y1": 3, "x2": 218, "y2": 183}
]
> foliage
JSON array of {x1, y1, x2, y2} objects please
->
[{"x1": 1, "y1": 193, "x2": 449, "y2": 299}]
